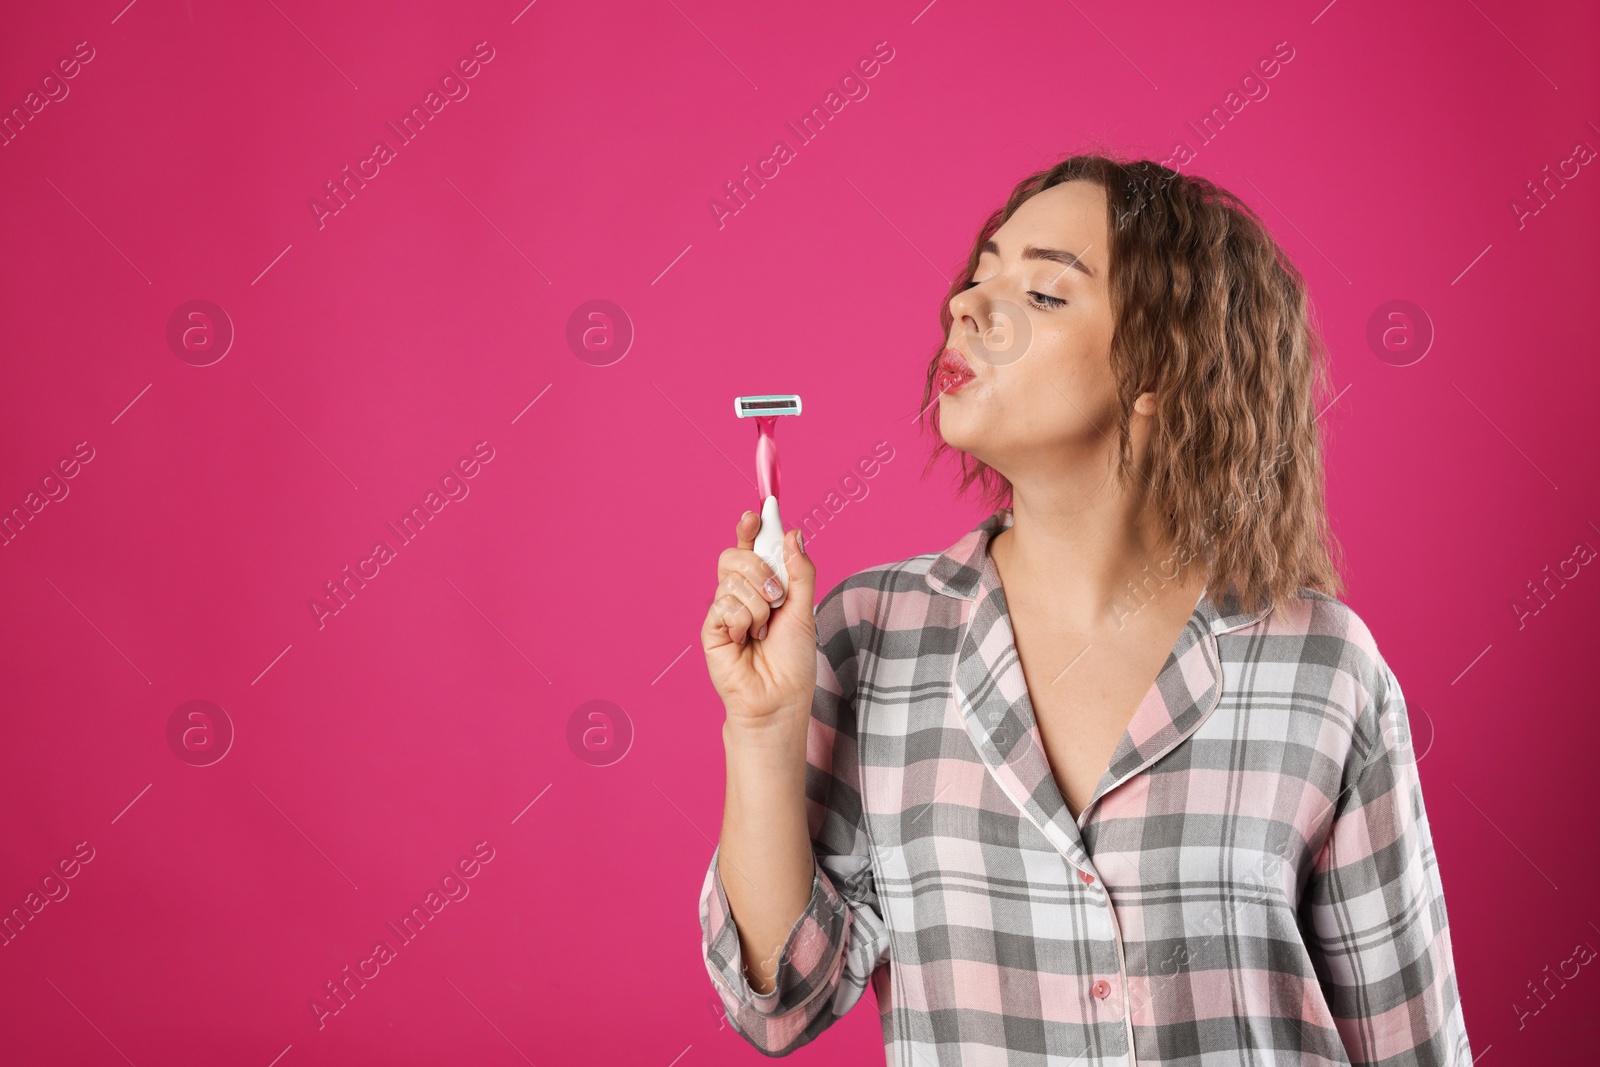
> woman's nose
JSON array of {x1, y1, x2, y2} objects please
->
[{"x1": 953, "y1": 287, "x2": 986, "y2": 334}]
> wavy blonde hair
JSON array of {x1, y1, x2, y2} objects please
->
[{"x1": 918, "y1": 151, "x2": 1345, "y2": 616}]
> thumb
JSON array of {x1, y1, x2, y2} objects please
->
[{"x1": 779, "y1": 528, "x2": 816, "y2": 612}]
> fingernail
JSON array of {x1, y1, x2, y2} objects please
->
[
  {"x1": 762, "y1": 577, "x2": 783, "y2": 600},
  {"x1": 795, "y1": 529, "x2": 805, "y2": 554},
  {"x1": 755, "y1": 623, "x2": 768, "y2": 640}
]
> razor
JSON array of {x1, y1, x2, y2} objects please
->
[{"x1": 734, "y1": 394, "x2": 802, "y2": 611}]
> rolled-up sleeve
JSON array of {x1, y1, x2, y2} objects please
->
[
  {"x1": 1303, "y1": 661, "x2": 1472, "y2": 1066},
  {"x1": 698, "y1": 579, "x2": 892, "y2": 1056}
]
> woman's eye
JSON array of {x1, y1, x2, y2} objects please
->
[{"x1": 960, "y1": 280, "x2": 1065, "y2": 310}]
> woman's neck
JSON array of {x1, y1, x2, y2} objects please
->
[{"x1": 991, "y1": 490, "x2": 1207, "y2": 633}]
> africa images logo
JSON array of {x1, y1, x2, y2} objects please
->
[
  {"x1": 309, "y1": 841, "x2": 496, "y2": 1030},
  {"x1": 308, "y1": 442, "x2": 496, "y2": 629},
  {"x1": 308, "y1": 41, "x2": 497, "y2": 230}
]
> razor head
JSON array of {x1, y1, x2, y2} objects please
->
[{"x1": 734, "y1": 394, "x2": 803, "y2": 418}]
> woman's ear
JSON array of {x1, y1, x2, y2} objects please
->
[{"x1": 1133, "y1": 390, "x2": 1157, "y2": 416}]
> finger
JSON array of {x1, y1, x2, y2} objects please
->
[
  {"x1": 778, "y1": 528, "x2": 815, "y2": 608},
  {"x1": 717, "y1": 546, "x2": 778, "y2": 594},
  {"x1": 709, "y1": 592, "x2": 754, "y2": 646},
  {"x1": 735, "y1": 508, "x2": 760, "y2": 551},
  {"x1": 720, "y1": 571, "x2": 772, "y2": 637}
]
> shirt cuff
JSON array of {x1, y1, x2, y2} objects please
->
[{"x1": 701, "y1": 846, "x2": 852, "y2": 1018}]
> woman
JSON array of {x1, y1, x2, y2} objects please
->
[{"x1": 698, "y1": 154, "x2": 1471, "y2": 1065}]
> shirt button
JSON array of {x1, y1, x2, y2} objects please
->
[
  {"x1": 1092, "y1": 979, "x2": 1112, "y2": 999},
  {"x1": 1078, "y1": 870, "x2": 1095, "y2": 884}
]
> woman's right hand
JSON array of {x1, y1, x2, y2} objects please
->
[{"x1": 702, "y1": 510, "x2": 817, "y2": 728}]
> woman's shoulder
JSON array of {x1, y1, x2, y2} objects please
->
[
  {"x1": 813, "y1": 509, "x2": 1005, "y2": 632},
  {"x1": 819, "y1": 547, "x2": 940, "y2": 614},
  {"x1": 1253, "y1": 586, "x2": 1397, "y2": 720},
  {"x1": 805, "y1": 550, "x2": 950, "y2": 695},
  {"x1": 812, "y1": 547, "x2": 957, "y2": 648},
  {"x1": 1267, "y1": 587, "x2": 1384, "y2": 660}
]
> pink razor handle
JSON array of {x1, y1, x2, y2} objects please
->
[
  {"x1": 733, "y1": 395, "x2": 803, "y2": 617},
  {"x1": 753, "y1": 493, "x2": 787, "y2": 610}
]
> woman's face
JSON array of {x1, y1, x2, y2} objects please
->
[{"x1": 937, "y1": 180, "x2": 1139, "y2": 485}]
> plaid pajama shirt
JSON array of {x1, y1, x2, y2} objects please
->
[{"x1": 700, "y1": 507, "x2": 1471, "y2": 1065}]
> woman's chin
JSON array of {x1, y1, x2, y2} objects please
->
[
  {"x1": 938, "y1": 415, "x2": 982, "y2": 454},
  {"x1": 939, "y1": 387, "x2": 980, "y2": 419}
]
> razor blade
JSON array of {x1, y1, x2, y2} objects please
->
[{"x1": 734, "y1": 394, "x2": 803, "y2": 418}]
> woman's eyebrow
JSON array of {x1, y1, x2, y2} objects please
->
[{"x1": 981, "y1": 238, "x2": 1097, "y2": 278}]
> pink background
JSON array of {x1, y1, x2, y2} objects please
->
[{"x1": 2, "y1": 0, "x2": 1597, "y2": 1063}]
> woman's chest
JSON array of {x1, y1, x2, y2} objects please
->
[
  {"x1": 1005, "y1": 584, "x2": 1211, "y2": 822},
  {"x1": 853, "y1": 667, "x2": 1333, "y2": 904}
]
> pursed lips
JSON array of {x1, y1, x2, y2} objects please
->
[{"x1": 937, "y1": 348, "x2": 977, "y2": 393}]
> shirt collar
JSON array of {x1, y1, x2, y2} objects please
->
[{"x1": 929, "y1": 506, "x2": 1275, "y2": 858}]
